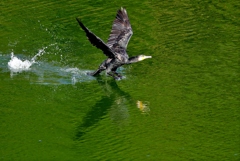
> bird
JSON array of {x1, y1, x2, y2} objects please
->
[{"x1": 76, "y1": 7, "x2": 152, "y2": 80}]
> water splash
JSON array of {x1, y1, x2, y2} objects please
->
[
  {"x1": 8, "y1": 52, "x2": 32, "y2": 72},
  {"x1": 8, "y1": 44, "x2": 56, "y2": 73},
  {"x1": 31, "y1": 43, "x2": 56, "y2": 63}
]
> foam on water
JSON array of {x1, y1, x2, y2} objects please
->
[{"x1": 8, "y1": 52, "x2": 34, "y2": 72}]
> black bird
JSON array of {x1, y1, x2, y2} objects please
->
[{"x1": 76, "y1": 7, "x2": 152, "y2": 80}]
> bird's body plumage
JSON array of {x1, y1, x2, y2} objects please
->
[{"x1": 76, "y1": 7, "x2": 151, "y2": 79}]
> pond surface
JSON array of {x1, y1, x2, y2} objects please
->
[{"x1": 0, "y1": 0, "x2": 239, "y2": 160}]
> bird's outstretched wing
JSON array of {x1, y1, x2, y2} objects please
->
[
  {"x1": 107, "y1": 7, "x2": 133, "y2": 50},
  {"x1": 76, "y1": 18, "x2": 115, "y2": 58}
]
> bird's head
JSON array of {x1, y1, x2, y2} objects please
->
[{"x1": 137, "y1": 55, "x2": 152, "y2": 61}]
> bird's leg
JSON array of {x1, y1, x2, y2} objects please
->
[
  {"x1": 105, "y1": 64, "x2": 123, "y2": 80},
  {"x1": 107, "y1": 70, "x2": 123, "y2": 80},
  {"x1": 106, "y1": 71, "x2": 119, "y2": 80},
  {"x1": 112, "y1": 71, "x2": 123, "y2": 79},
  {"x1": 106, "y1": 68, "x2": 119, "y2": 80}
]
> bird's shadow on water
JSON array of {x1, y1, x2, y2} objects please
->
[{"x1": 75, "y1": 76, "x2": 133, "y2": 139}]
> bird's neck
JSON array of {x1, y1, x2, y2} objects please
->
[{"x1": 127, "y1": 56, "x2": 140, "y2": 64}]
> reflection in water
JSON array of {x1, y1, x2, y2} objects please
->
[
  {"x1": 75, "y1": 77, "x2": 137, "y2": 139},
  {"x1": 137, "y1": 100, "x2": 150, "y2": 114}
]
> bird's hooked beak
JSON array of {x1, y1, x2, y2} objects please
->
[
  {"x1": 139, "y1": 55, "x2": 152, "y2": 61},
  {"x1": 144, "y1": 55, "x2": 152, "y2": 59}
]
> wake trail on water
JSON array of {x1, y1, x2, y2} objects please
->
[{"x1": 5, "y1": 44, "x2": 95, "y2": 84}]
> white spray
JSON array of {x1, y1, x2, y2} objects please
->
[{"x1": 8, "y1": 44, "x2": 56, "y2": 72}]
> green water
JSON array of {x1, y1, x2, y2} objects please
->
[{"x1": 0, "y1": 0, "x2": 239, "y2": 160}]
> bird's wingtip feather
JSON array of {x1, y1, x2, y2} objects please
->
[{"x1": 76, "y1": 17, "x2": 81, "y2": 22}]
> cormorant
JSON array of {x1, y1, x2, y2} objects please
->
[{"x1": 76, "y1": 7, "x2": 152, "y2": 80}]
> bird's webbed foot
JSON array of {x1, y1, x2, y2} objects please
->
[
  {"x1": 108, "y1": 71, "x2": 123, "y2": 80},
  {"x1": 114, "y1": 71, "x2": 123, "y2": 79}
]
